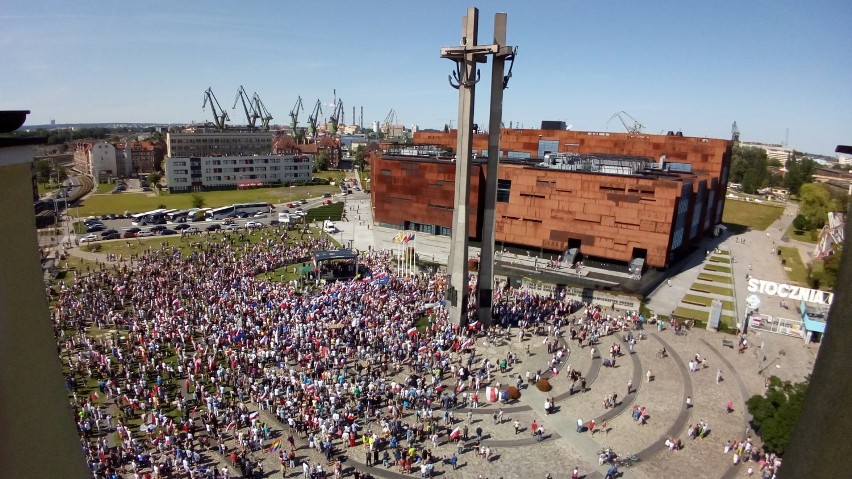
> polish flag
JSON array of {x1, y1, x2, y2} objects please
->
[
  {"x1": 460, "y1": 338, "x2": 474, "y2": 350},
  {"x1": 406, "y1": 327, "x2": 418, "y2": 338},
  {"x1": 249, "y1": 411, "x2": 260, "y2": 423},
  {"x1": 467, "y1": 320, "x2": 480, "y2": 330},
  {"x1": 449, "y1": 427, "x2": 461, "y2": 440}
]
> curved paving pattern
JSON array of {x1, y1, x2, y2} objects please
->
[
  {"x1": 633, "y1": 334, "x2": 694, "y2": 462},
  {"x1": 594, "y1": 333, "x2": 643, "y2": 423},
  {"x1": 700, "y1": 338, "x2": 753, "y2": 479}
]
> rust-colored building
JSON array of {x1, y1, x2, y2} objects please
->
[{"x1": 371, "y1": 129, "x2": 732, "y2": 268}]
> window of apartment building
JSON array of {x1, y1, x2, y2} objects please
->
[
  {"x1": 174, "y1": 178, "x2": 188, "y2": 183},
  {"x1": 507, "y1": 151, "x2": 530, "y2": 159},
  {"x1": 173, "y1": 161, "x2": 186, "y2": 166},
  {"x1": 497, "y1": 179, "x2": 512, "y2": 202}
]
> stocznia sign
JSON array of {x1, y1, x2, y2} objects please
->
[{"x1": 747, "y1": 278, "x2": 834, "y2": 306}]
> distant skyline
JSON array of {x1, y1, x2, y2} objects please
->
[{"x1": 2, "y1": 0, "x2": 849, "y2": 155}]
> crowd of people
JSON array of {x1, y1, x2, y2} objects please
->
[
  {"x1": 48, "y1": 224, "x2": 785, "y2": 479},
  {"x1": 54, "y1": 231, "x2": 595, "y2": 478}
]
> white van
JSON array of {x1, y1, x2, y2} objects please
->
[{"x1": 323, "y1": 220, "x2": 336, "y2": 233}]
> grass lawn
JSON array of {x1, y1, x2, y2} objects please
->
[
  {"x1": 709, "y1": 255, "x2": 731, "y2": 264},
  {"x1": 305, "y1": 202, "x2": 345, "y2": 223},
  {"x1": 778, "y1": 246, "x2": 809, "y2": 286},
  {"x1": 722, "y1": 199, "x2": 784, "y2": 231},
  {"x1": 690, "y1": 282, "x2": 734, "y2": 296},
  {"x1": 77, "y1": 184, "x2": 342, "y2": 216},
  {"x1": 37, "y1": 181, "x2": 61, "y2": 196},
  {"x1": 785, "y1": 223, "x2": 818, "y2": 244},
  {"x1": 697, "y1": 273, "x2": 733, "y2": 284},
  {"x1": 81, "y1": 226, "x2": 324, "y2": 257},
  {"x1": 681, "y1": 294, "x2": 734, "y2": 312},
  {"x1": 95, "y1": 182, "x2": 116, "y2": 194},
  {"x1": 704, "y1": 263, "x2": 732, "y2": 273},
  {"x1": 672, "y1": 306, "x2": 710, "y2": 321}
]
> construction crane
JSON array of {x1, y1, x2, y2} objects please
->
[
  {"x1": 307, "y1": 99, "x2": 323, "y2": 141},
  {"x1": 289, "y1": 96, "x2": 304, "y2": 141},
  {"x1": 607, "y1": 111, "x2": 644, "y2": 133},
  {"x1": 233, "y1": 86, "x2": 260, "y2": 128},
  {"x1": 252, "y1": 92, "x2": 273, "y2": 130},
  {"x1": 731, "y1": 121, "x2": 740, "y2": 143},
  {"x1": 329, "y1": 99, "x2": 344, "y2": 135},
  {"x1": 382, "y1": 108, "x2": 398, "y2": 137},
  {"x1": 202, "y1": 87, "x2": 230, "y2": 131}
]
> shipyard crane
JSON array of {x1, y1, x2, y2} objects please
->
[
  {"x1": 382, "y1": 108, "x2": 398, "y2": 137},
  {"x1": 607, "y1": 110, "x2": 644, "y2": 133},
  {"x1": 233, "y1": 86, "x2": 260, "y2": 128},
  {"x1": 307, "y1": 99, "x2": 323, "y2": 141},
  {"x1": 731, "y1": 121, "x2": 740, "y2": 143},
  {"x1": 329, "y1": 99, "x2": 344, "y2": 135},
  {"x1": 202, "y1": 87, "x2": 230, "y2": 131},
  {"x1": 252, "y1": 92, "x2": 273, "y2": 130},
  {"x1": 289, "y1": 96, "x2": 304, "y2": 142}
]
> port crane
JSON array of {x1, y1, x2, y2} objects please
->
[
  {"x1": 382, "y1": 108, "x2": 398, "y2": 137},
  {"x1": 252, "y1": 93, "x2": 273, "y2": 130},
  {"x1": 203, "y1": 87, "x2": 230, "y2": 131},
  {"x1": 289, "y1": 96, "x2": 304, "y2": 142},
  {"x1": 607, "y1": 111, "x2": 644, "y2": 133},
  {"x1": 233, "y1": 86, "x2": 260, "y2": 129},
  {"x1": 307, "y1": 99, "x2": 323, "y2": 141},
  {"x1": 329, "y1": 99, "x2": 344, "y2": 135}
]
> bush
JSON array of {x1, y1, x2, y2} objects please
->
[
  {"x1": 507, "y1": 386, "x2": 521, "y2": 400},
  {"x1": 536, "y1": 379, "x2": 552, "y2": 392}
]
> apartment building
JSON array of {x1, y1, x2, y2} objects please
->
[{"x1": 164, "y1": 154, "x2": 313, "y2": 193}]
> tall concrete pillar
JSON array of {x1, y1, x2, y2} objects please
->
[
  {"x1": 477, "y1": 13, "x2": 513, "y2": 329},
  {"x1": 443, "y1": 8, "x2": 481, "y2": 327}
]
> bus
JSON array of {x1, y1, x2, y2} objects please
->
[
  {"x1": 234, "y1": 202, "x2": 273, "y2": 216},
  {"x1": 166, "y1": 209, "x2": 192, "y2": 223},
  {"x1": 205, "y1": 206, "x2": 235, "y2": 221},
  {"x1": 205, "y1": 203, "x2": 272, "y2": 220},
  {"x1": 131, "y1": 209, "x2": 168, "y2": 226},
  {"x1": 189, "y1": 208, "x2": 211, "y2": 222}
]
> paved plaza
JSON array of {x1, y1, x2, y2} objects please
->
[{"x1": 57, "y1": 185, "x2": 816, "y2": 479}]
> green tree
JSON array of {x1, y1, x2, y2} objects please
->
[
  {"x1": 798, "y1": 183, "x2": 835, "y2": 229},
  {"x1": 353, "y1": 145, "x2": 367, "y2": 171},
  {"x1": 792, "y1": 214, "x2": 809, "y2": 231},
  {"x1": 729, "y1": 146, "x2": 770, "y2": 194},
  {"x1": 191, "y1": 193, "x2": 205, "y2": 209},
  {"x1": 146, "y1": 171, "x2": 162, "y2": 186},
  {"x1": 747, "y1": 376, "x2": 809, "y2": 455},
  {"x1": 35, "y1": 159, "x2": 53, "y2": 186},
  {"x1": 313, "y1": 151, "x2": 330, "y2": 172}
]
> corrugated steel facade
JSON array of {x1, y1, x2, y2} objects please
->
[{"x1": 371, "y1": 129, "x2": 732, "y2": 268}]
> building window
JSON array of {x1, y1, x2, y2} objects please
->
[
  {"x1": 381, "y1": 169, "x2": 392, "y2": 176},
  {"x1": 497, "y1": 179, "x2": 511, "y2": 202}
]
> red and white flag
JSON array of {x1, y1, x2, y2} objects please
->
[
  {"x1": 406, "y1": 327, "x2": 418, "y2": 338},
  {"x1": 449, "y1": 427, "x2": 461, "y2": 440}
]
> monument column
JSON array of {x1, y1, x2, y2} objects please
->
[{"x1": 477, "y1": 13, "x2": 515, "y2": 328}]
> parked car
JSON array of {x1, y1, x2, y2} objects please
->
[
  {"x1": 173, "y1": 224, "x2": 190, "y2": 230},
  {"x1": 99, "y1": 229, "x2": 119, "y2": 237},
  {"x1": 205, "y1": 224, "x2": 222, "y2": 232},
  {"x1": 125, "y1": 227, "x2": 141, "y2": 233},
  {"x1": 287, "y1": 203, "x2": 295, "y2": 208},
  {"x1": 225, "y1": 223, "x2": 241, "y2": 231},
  {"x1": 141, "y1": 187, "x2": 152, "y2": 192},
  {"x1": 80, "y1": 234, "x2": 98, "y2": 243},
  {"x1": 138, "y1": 230, "x2": 155, "y2": 237},
  {"x1": 150, "y1": 225, "x2": 167, "y2": 232},
  {"x1": 185, "y1": 226, "x2": 200, "y2": 233},
  {"x1": 123, "y1": 231, "x2": 138, "y2": 238},
  {"x1": 323, "y1": 199, "x2": 332, "y2": 205},
  {"x1": 103, "y1": 232, "x2": 121, "y2": 240},
  {"x1": 269, "y1": 219, "x2": 280, "y2": 226},
  {"x1": 160, "y1": 229, "x2": 177, "y2": 235},
  {"x1": 244, "y1": 221, "x2": 263, "y2": 229},
  {"x1": 87, "y1": 225, "x2": 105, "y2": 233},
  {"x1": 253, "y1": 212, "x2": 267, "y2": 218},
  {"x1": 323, "y1": 193, "x2": 332, "y2": 198}
]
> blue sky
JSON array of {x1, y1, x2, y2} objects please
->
[{"x1": 1, "y1": 0, "x2": 849, "y2": 155}]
